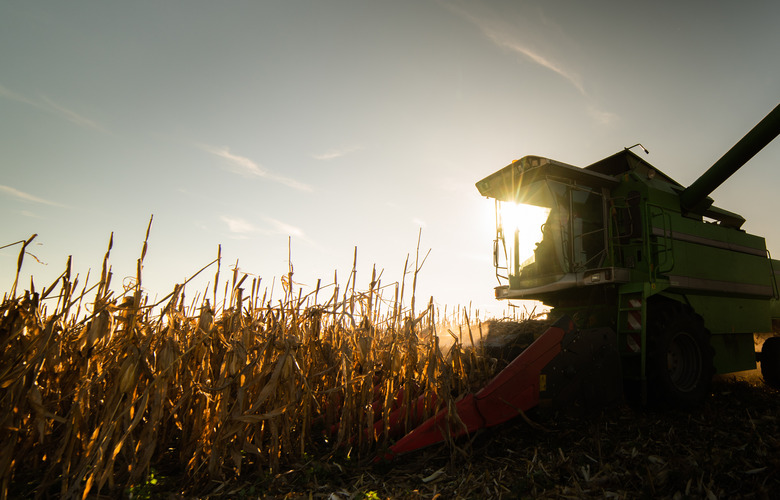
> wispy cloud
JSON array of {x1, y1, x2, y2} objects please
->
[
  {"x1": 0, "y1": 185, "x2": 67, "y2": 208},
  {"x1": 221, "y1": 215, "x2": 306, "y2": 239},
  {"x1": 441, "y1": 2, "x2": 619, "y2": 125},
  {"x1": 587, "y1": 105, "x2": 619, "y2": 125},
  {"x1": 443, "y1": 3, "x2": 585, "y2": 95},
  {"x1": 0, "y1": 84, "x2": 35, "y2": 106},
  {"x1": 311, "y1": 146, "x2": 362, "y2": 161},
  {"x1": 202, "y1": 145, "x2": 313, "y2": 192},
  {"x1": 40, "y1": 96, "x2": 105, "y2": 131},
  {"x1": 412, "y1": 217, "x2": 427, "y2": 228},
  {"x1": 264, "y1": 216, "x2": 305, "y2": 238},
  {"x1": 493, "y1": 38, "x2": 585, "y2": 95},
  {"x1": 221, "y1": 216, "x2": 259, "y2": 236},
  {"x1": 0, "y1": 83, "x2": 106, "y2": 132},
  {"x1": 205, "y1": 145, "x2": 267, "y2": 176}
]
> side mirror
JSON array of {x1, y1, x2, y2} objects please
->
[{"x1": 493, "y1": 239, "x2": 500, "y2": 268}]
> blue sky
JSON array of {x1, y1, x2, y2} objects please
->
[{"x1": 2, "y1": 1, "x2": 779, "y2": 317}]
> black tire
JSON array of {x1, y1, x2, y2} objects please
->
[
  {"x1": 646, "y1": 300, "x2": 714, "y2": 408},
  {"x1": 760, "y1": 337, "x2": 780, "y2": 389}
]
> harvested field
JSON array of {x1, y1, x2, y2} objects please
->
[
  {"x1": 2, "y1": 233, "x2": 779, "y2": 499},
  {"x1": 239, "y1": 376, "x2": 779, "y2": 500}
]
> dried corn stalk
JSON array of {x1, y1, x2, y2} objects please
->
[{"x1": 0, "y1": 233, "x2": 520, "y2": 500}]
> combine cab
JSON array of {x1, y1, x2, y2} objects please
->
[{"x1": 382, "y1": 104, "x2": 780, "y2": 459}]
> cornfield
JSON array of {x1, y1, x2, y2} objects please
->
[{"x1": 0, "y1": 229, "x2": 518, "y2": 499}]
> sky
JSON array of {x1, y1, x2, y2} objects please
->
[{"x1": 1, "y1": 1, "x2": 779, "y2": 319}]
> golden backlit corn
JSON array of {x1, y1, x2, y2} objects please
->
[{"x1": 0, "y1": 235, "x2": 505, "y2": 500}]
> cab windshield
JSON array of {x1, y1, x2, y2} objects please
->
[{"x1": 494, "y1": 180, "x2": 606, "y2": 287}]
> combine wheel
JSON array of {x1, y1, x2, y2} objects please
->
[
  {"x1": 647, "y1": 301, "x2": 714, "y2": 408},
  {"x1": 760, "y1": 337, "x2": 780, "y2": 389}
]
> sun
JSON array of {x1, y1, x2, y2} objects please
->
[{"x1": 498, "y1": 201, "x2": 551, "y2": 268}]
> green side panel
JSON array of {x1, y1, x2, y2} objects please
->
[
  {"x1": 669, "y1": 211, "x2": 766, "y2": 250},
  {"x1": 685, "y1": 295, "x2": 770, "y2": 334},
  {"x1": 664, "y1": 240, "x2": 770, "y2": 287},
  {"x1": 710, "y1": 333, "x2": 756, "y2": 374},
  {"x1": 656, "y1": 212, "x2": 772, "y2": 291}
]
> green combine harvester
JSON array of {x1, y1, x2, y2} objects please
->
[
  {"x1": 383, "y1": 103, "x2": 780, "y2": 458},
  {"x1": 476, "y1": 103, "x2": 780, "y2": 407}
]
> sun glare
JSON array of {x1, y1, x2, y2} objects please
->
[{"x1": 500, "y1": 202, "x2": 551, "y2": 265}]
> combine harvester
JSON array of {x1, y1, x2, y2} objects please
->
[{"x1": 384, "y1": 103, "x2": 780, "y2": 458}]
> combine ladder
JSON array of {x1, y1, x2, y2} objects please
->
[{"x1": 616, "y1": 283, "x2": 654, "y2": 402}]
